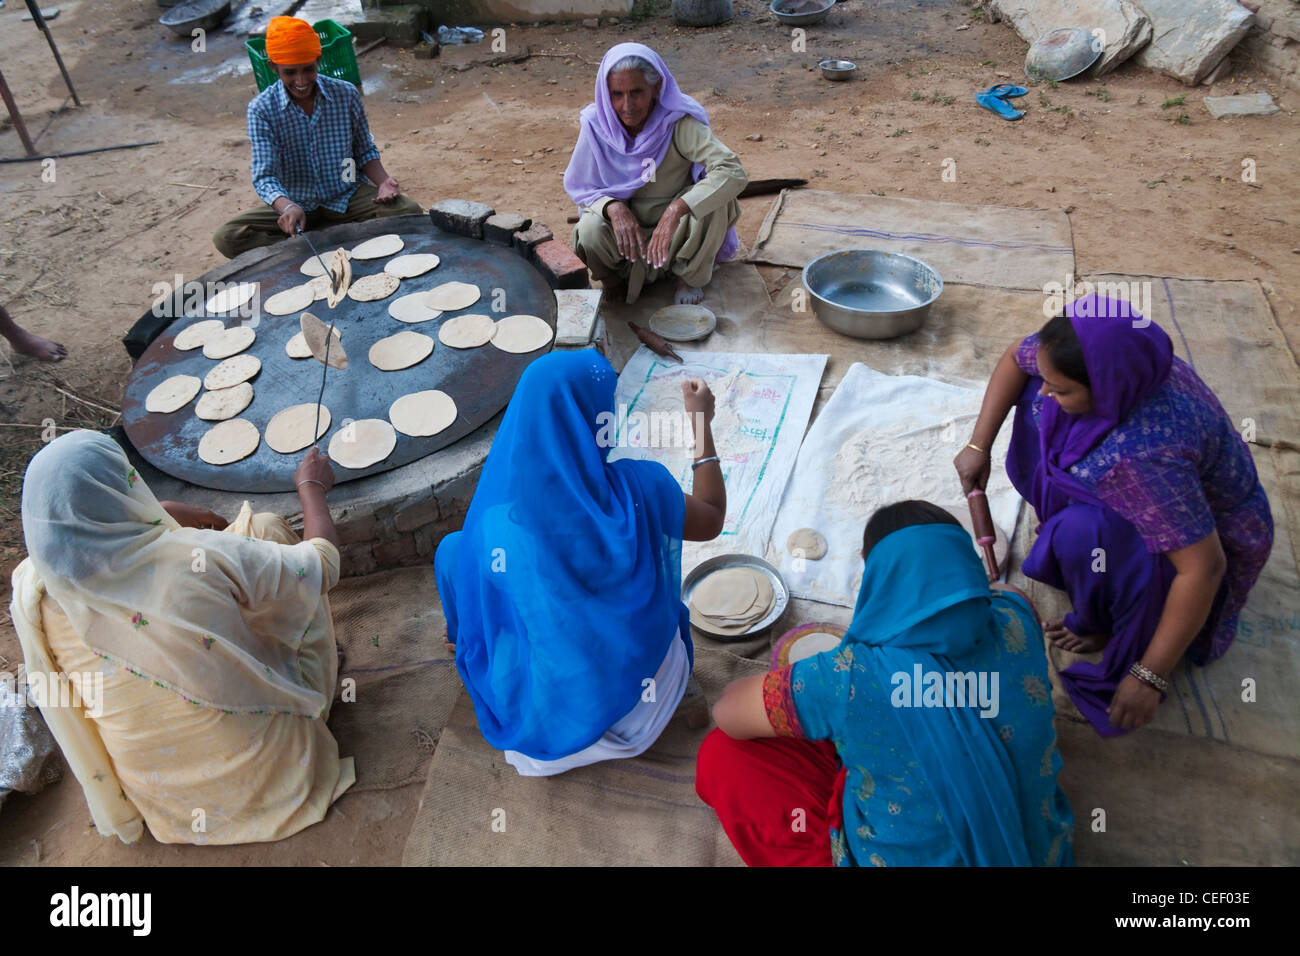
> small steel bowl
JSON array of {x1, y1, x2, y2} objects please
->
[
  {"x1": 819, "y1": 58, "x2": 857, "y2": 81},
  {"x1": 159, "y1": 0, "x2": 231, "y2": 36},
  {"x1": 801, "y1": 249, "x2": 943, "y2": 340},
  {"x1": 771, "y1": 0, "x2": 834, "y2": 27}
]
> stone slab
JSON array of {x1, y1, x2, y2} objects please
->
[
  {"x1": 554, "y1": 288, "x2": 603, "y2": 346},
  {"x1": 348, "y1": 4, "x2": 430, "y2": 48},
  {"x1": 1204, "y1": 91, "x2": 1282, "y2": 117},
  {"x1": 512, "y1": 222, "x2": 553, "y2": 255},
  {"x1": 429, "y1": 199, "x2": 496, "y2": 239},
  {"x1": 1132, "y1": 0, "x2": 1256, "y2": 84},
  {"x1": 991, "y1": 0, "x2": 1153, "y2": 76},
  {"x1": 483, "y1": 212, "x2": 532, "y2": 244}
]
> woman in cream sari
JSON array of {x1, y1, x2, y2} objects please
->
[{"x1": 9, "y1": 430, "x2": 353, "y2": 844}]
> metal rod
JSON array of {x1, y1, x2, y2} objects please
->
[
  {"x1": 0, "y1": 140, "x2": 161, "y2": 164},
  {"x1": 0, "y1": 68, "x2": 36, "y2": 157},
  {"x1": 25, "y1": 0, "x2": 81, "y2": 106}
]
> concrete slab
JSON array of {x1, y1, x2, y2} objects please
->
[
  {"x1": 990, "y1": 0, "x2": 1152, "y2": 76},
  {"x1": 1132, "y1": 0, "x2": 1256, "y2": 85},
  {"x1": 1204, "y1": 91, "x2": 1281, "y2": 117}
]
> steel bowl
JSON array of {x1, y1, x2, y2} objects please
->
[
  {"x1": 682, "y1": 553, "x2": 790, "y2": 642},
  {"x1": 819, "y1": 59, "x2": 857, "y2": 81},
  {"x1": 159, "y1": 0, "x2": 230, "y2": 36},
  {"x1": 1024, "y1": 26, "x2": 1103, "y2": 82},
  {"x1": 801, "y1": 249, "x2": 943, "y2": 340},
  {"x1": 770, "y1": 0, "x2": 834, "y2": 27}
]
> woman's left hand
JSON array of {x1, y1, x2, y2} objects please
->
[
  {"x1": 1108, "y1": 674, "x2": 1162, "y2": 731},
  {"x1": 647, "y1": 199, "x2": 688, "y2": 270},
  {"x1": 159, "y1": 500, "x2": 228, "y2": 531}
]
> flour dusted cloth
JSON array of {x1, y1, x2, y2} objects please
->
[{"x1": 770, "y1": 363, "x2": 1020, "y2": 607}]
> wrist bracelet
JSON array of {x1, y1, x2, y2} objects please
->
[
  {"x1": 966, "y1": 441, "x2": 986, "y2": 454},
  {"x1": 692, "y1": 456, "x2": 720, "y2": 470},
  {"x1": 296, "y1": 479, "x2": 326, "y2": 492},
  {"x1": 1129, "y1": 661, "x2": 1169, "y2": 693}
]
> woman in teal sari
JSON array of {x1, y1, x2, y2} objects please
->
[{"x1": 697, "y1": 500, "x2": 1075, "y2": 866}]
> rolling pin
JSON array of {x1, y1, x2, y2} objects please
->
[{"x1": 966, "y1": 487, "x2": 1000, "y2": 583}]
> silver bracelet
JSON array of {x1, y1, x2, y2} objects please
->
[
  {"x1": 296, "y1": 479, "x2": 326, "y2": 492},
  {"x1": 1129, "y1": 661, "x2": 1169, "y2": 693},
  {"x1": 691, "y1": 455, "x2": 720, "y2": 470}
]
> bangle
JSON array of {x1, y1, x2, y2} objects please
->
[
  {"x1": 282, "y1": 201, "x2": 302, "y2": 213},
  {"x1": 296, "y1": 479, "x2": 326, "y2": 492},
  {"x1": 966, "y1": 441, "x2": 986, "y2": 454},
  {"x1": 692, "y1": 455, "x2": 720, "y2": 470},
  {"x1": 1129, "y1": 662, "x2": 1169, "y2": 693}
]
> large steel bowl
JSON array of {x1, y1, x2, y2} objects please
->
[
  {"x1": 770, "y1": 0, "x2": 834, "y2": 27},
  {"x1": 801, "y1": 249, "x2": 942, "y2": 339}
]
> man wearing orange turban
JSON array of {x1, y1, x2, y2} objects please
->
[{"x1": 213, "y1": 17, "x2": 422, "y2": 258}]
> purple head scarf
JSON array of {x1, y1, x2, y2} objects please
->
[
  {"x1": 1035, "y1": 294, "x2": 1174, "y2": 517},
  {"x1": 563, "y1": 43, "x2": 738, "y2": 263}
]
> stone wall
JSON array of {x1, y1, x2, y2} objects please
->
[{"x1": 1238, "y1": 1, "x2": 1300, "y2": 89}]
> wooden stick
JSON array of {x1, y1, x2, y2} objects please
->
[{"x1": 52, "y1": 386, "x2": 120, "y2": 419}]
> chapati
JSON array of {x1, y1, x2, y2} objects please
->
[
  {"x1": 285, "y1": 326, "x2": 340, "y2": 359},
  {"x1": 301, "y1": 249, "x2": 351, "y2": 277},
  {"x1": 198, "y1": 418, "x2": 260, "y2": 465},
  {"x1": 266, "y1": 403, "x2": 332, "y2": 454},
  {"x1": 145, "y1": 375, "x2": 201, "y2": 414},
  {"x1": 173, "y1": 319, "x2": 224, "y2": 351},
  {"x1": 205, "y1": 282, "x2": 258, "y2": 315},
  {"x1": 325, "y1": 248, "x2": 352, "y2": 308},
  {"x1": 300, "y1": 313, "x2": 347, "y2": 369},
  {"x1": 388, "y1": 291, "x2": 442, "y2": 324},
  {"x1": 786, "y1": 528, "x2": 828, "y2": 560},
  {"x1": 263, "y1": 283, "x2": 315, "y2": 316},
  {"x1": 389, "y1": 389, "x2": 457, "y2": 437},
  {"x1": 424, "y1": 281, "x2": 480, "y2": 312},
  {"x1": 385, "y1": 253, "x2": 440, "y2": 279},
  {"x1": 437, "y1": 314, "x2": 495, "y2": 349},
  {"x1": 203, "y1": 354, "x2": 261, "y2": 391},
  {"x1": 490, "y1": 314, "x2": 553, "y2": 354},
  {"x1": 202, "y1": 325, "x2": 256, "y2": 359},
  {"x1": 328, "y1": 418, "x2": 397, "y2": 470},
  {"x1": 350, "y1": 234, "x2": 404, "y2": 260},
  {"x1": 691, "y1": 567, "x2": 760, "y2": 617},
  {"x1": 306, "y1": 274, "x2": 332, "y2": 301},
  {"x1": 195, "y1": 382, "x2": 254, "y2": 421},
  {"x1": 347, "y1": 272, "x2": 401, "y2": 302},
  {"x1": 369, "y1": 330, "x2": 434, "y2": 371}
]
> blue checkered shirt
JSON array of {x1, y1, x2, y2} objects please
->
[{"x1": 247, "y1": 75, "x2": 382, "y2": 213}]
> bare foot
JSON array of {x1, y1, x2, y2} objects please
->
[
  {"x1": 7, "y1": 331, "x2": 67, "y2": 362},
  {"x1": 674, "y1": 279, "x2": 705, "y2": 305},
  {"x1": 1044, "y1": 619, "x2": 1110, "y2": 653}
]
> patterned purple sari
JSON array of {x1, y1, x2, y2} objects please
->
[{"x1": 1005, "y1": 296, "x2": 1273, "y2": 735}]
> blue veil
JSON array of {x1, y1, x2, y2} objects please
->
[
  {"x1": 845, "y1": 523, "x2": 1035, "y2": 866},
  {"x1": 434, "y1": 351, "x2": 691, "y2": 760}
]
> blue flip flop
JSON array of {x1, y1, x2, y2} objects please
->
[{"x1": 975, "y1": 83, "x2": 1029, "y2": 121}]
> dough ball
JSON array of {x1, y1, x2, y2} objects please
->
[{"x1": 786, "y1": 528, "x2": 827, "y2": 560}]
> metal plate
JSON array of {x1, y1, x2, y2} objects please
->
[
  {"x1": 648, "y1": 304, "x2": 716, "y2": 343},
  {"x1": 121, "y1": 215, "x2": 557, "y2": 493},
  {"x1": 682, "y1": 553, "x2": 790, "y2": 641}
]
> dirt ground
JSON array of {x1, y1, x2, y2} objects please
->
[{"x1": 0, "y1": 0, "x2": 1297, "y2": 863}]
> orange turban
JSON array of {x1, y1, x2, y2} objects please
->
[{"x1": 265, "y1": 16, "x2": 321, "y2": 66}]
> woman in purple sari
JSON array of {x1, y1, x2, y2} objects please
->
[
  {"x1": 563, "y1": 43, "x2": 747, "y2": 306},
  {"x1": 954, "y1": 294, "x2": 1272, "y2": 735}
]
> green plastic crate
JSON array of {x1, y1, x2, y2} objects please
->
[{"x1": 245, "y1": 19, "x2": 362, "y2": 94}]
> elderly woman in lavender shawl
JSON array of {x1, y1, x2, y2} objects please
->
[{"x1": 564, "y1": 43, "x2": 747, "y2": 305}]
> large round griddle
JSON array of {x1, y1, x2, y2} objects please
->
[{"x1": 122, "y1": 215, "x2": 557, "y2": 492}]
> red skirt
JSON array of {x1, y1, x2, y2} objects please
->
[{"x1": 695, "y1": 728, "x2": 847, "y2": 867}]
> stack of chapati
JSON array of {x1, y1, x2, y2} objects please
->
[{"x1": 689, "y1": 566, "x2": 775, "y2": 635}]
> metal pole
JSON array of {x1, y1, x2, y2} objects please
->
[
  {"x1": 0, "y1": 68, "x2": 37, "y2": 157},
  {"x1": 25, "y1": 0, "x2": 82, "y2": 107}
]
